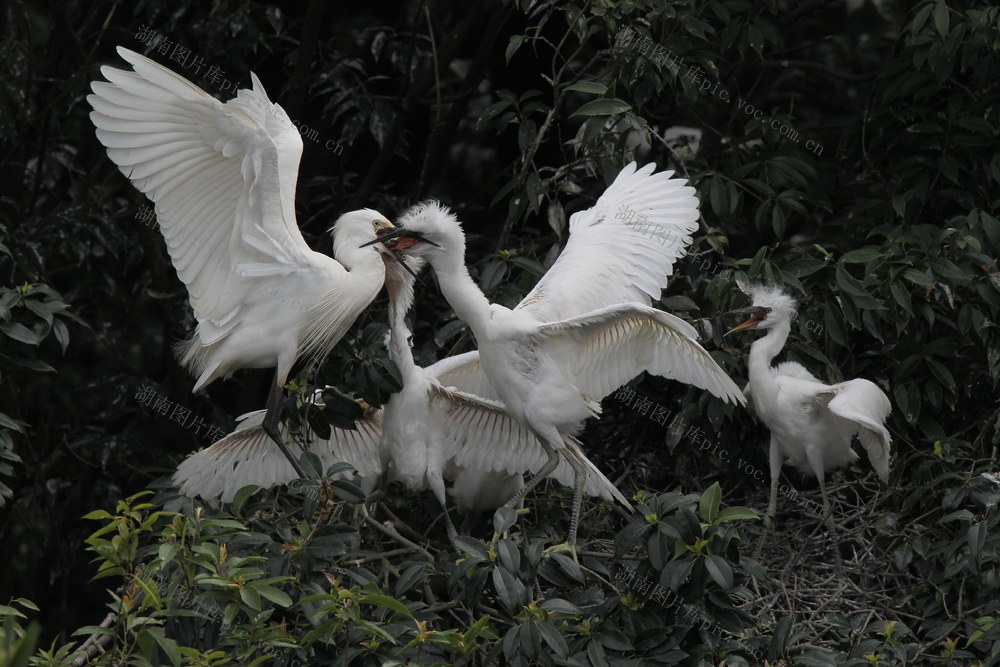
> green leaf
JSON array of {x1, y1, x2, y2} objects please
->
[
  {"x1": 0, "y1": 605, "x2": 26, "y2": 618},
  {"x1": 1, "y1": 322, "x2": 40, "y2": 345},
  {"x1": 933, "y1": 0, "x2": 949, "y2": 37},
  {"x1": 967, "y1": 521, "x2": 986, "y2": 556},
  {"x1": 704, "y1": 554, "x2": 733, "y2": 589},
  {"x1": 0, "y1": 411, "x2": 26, "y2": 433},
  {"x1": 565, "y1": 82, "x2": 608, "y2": 94},
  {"x1": 239, "y1": 585, "x2": 261, "y2": 611},
  {"x1": 505, "y1": 35, "x2": 524, "y2": 63},
  {"x1": 699, "y1": 482, "x2": 722, "y2": 523},
  {"x1": 360, "y1": 593, "x2": 413, "y2": 618},
  {"x1": 569, "y1": 98, "x2": 632, "y2": 117},
  {"x1": 840, "y1": 247, "x2": 885, "y2": 263},
  {"x1": 158, "y1": 543, "x2": 177, "y2": 566},
  {"x1": 493, "y1": 506, "x2": 518, "y2": 534},
  {"x1": 232, "y1": 484, "x2": 262, "y2": 514},
  {"x1": 255, "y1": 584, "x2": 293, "y2": 607},
  {"x1": 6, "y1": 622, "x2": 39, "y2": 667},
  {"x1": 715, "y1": 507, "x2": 759, "y2": 523},
  {"x1": 148, "y1": 628, "x2": 182, "y2": 667}
]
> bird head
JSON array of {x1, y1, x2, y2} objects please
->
[
  {"x1": 333, "y1": 208, "x2": 395, "y2": 253},
  {"x1": 724, "y1": 285, "x2": 797, "y2": 335},
  {"x1": 362, "y1": 201, "x2": 455, "y2": 260},
  {"x1": 381, "y1": 250, "x2": 427, "y2": 308}
]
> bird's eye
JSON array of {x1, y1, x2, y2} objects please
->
[
  {"x1": 765, "y1": 307, "x2": 772, "y2": 314},
  {"x1": 371, "y1": 219, "x2": 381, "y2": 228}
]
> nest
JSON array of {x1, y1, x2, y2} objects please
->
[{"x1": 738, "y1": 471, "x2": 915, "y2": 652}]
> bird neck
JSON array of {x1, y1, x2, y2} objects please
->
[
  {"x1": 386, "y1": 283, "x2": 420, "y2": 381},
  {"x1": 430, "y1": 250, "x2": 493, "y2": 336},
  {"x1": 299, "y1": 244, "x2": 385, "y2": 366},
  {"x1": 748, "y1": 320, "x2": 790, "y2": 394}
]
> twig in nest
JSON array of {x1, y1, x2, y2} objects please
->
[{"x1": 363, "y1": 514, "x2": 434, "y2": 561}]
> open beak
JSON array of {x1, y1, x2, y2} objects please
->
[
  {"x1": 363, "y1": 227, "x2": 426, "y2": 283},
  {"x1": 360, "y1": 227, "x2": 441, "y2": 250},
  {"x1": 724, "y1": 306, "x2": 768, "y2": 336}
]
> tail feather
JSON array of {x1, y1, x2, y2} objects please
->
[{"x1": 550, "y1": 437, "x2": 632, "y2": 510}]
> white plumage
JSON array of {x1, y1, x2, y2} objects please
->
[
  {"x1": 173, "y1": 396, "x2": 382, "y2": 503},
  {"x1": 173, "y1": 252, "x2": 629, "y2": 524},
  {"x1": 377, "y1": 250, "x2": 630, "y2": 516},
  {"x1": 383, "y1": 164, "x2": 746, "y2": 544},
  {"x1": 88, "y1": 47, "x2": 395, "y2": 476},
  {"x1": 726, "y1": 285, "x2": 892, "y2": 525}
]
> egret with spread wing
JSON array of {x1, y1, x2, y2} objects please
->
[
  {"x1": 88, "y1": 47, "x2": 395, "y2": 477},
  {"x1": 378, "y1": 163, "x2": 746, "y2": 543},
  {"x1": 174, "y1": 250, "x2": 630, "y2": 539},
  {"x1": 725, "y1": 285, "x2": 891, "y2": 526},
  {"x1": 378, "y1": 242, "x2": 630, "y2": 542}
]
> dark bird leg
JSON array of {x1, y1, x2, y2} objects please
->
[{"x1": 262, "y1": 371, "x2": 308, "y2": 479}]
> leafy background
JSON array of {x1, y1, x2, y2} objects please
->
[{"x1": 1, "y1": 0, "x2": 999, "y2": 664}]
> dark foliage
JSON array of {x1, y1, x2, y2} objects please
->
[{"x1": 1, "y1": 0, "x2": 999, "y2": 664}]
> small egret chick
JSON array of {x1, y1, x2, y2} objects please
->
[{"x1": 725, "y1": 285, "x2": 891, "y2": 526}]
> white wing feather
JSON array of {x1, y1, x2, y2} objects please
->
[
  {"x1": 536, "y1": 303, "x2": 746, "y2": 405},
  {"x1": 823, "y1": 379, "x2": 892, "y2": 481},
  {"x1": 173, "y1": 409, "x2": 382, "y2": 503},
  {"x1": 434, "y1": 386, "x2": 630, "y2": 507},
  {"x1": 424, "y1": 350, "x2": 501, "y2": 402},
  {"x1": 515, "y1": 162, "x2": 699, "y2": 322},
  {"x1": 88, "y1": 47, "x2": 326, "y2": 358}
]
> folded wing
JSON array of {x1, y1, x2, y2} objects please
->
[{"x1": 823, "y1": 379, "x2": 892, "y2": 481}]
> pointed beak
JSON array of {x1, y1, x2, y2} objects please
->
[
  {"x1": 724, "y1": 306, "x2": 768, "y2": 336},
  {"x1": 360, "y1": 227, "x2": 441, "y2": 250},
  {"x1": 361, "y1": 226, "x2": 408, "y2": 248},
  {"x1": 392, "y1": 252, "x2": 422, "y2": 282}
]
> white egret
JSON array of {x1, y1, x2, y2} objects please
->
[
  {"x1": 88, "y1": 47, "x2": 396, "y2": 477},
  {"x1": 378, "y1": 244, "x2": 630, "y2": 541},
  {"x1": 174, "y1": 250, "x2": 628, "y2": 541},
  {"x1": 377, "y1": 164, "x2": 747, "y2": 542},
  {"x1": 725, "y1": 285, "x2": 891, "y2": 526}
]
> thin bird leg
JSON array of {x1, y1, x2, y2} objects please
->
[
  {"x1": 262, "y1": 374, "x2": 308, "y2": 479},
  {"x1": 818, "y1": 474, "x2": 833, "y2": 526},
  {"x1": 429, "y1": 473, "x2": 460, "y2": 547},
  {"x1": 764, "y1": 436, "x2": 782, "y2": 530},
  {"x1": 766, "y1": 479, "x2": 779, "y2": 531},
  {"x1": 503, "y1": 442, "x2": 560, "y2": 508},
  {"x1": 565, "y1": 452, "x2": 588, "y2": 547}
]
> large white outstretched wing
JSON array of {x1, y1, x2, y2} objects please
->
[
  {"x1": 536, "y1": 304, "x2": 746, "y2": 405},
  {"x1": 822, "y1": 379, "x2": 892, "y2": 481},
  {"x1": 88, "y1": 47, "x2": 321, "y2": 352},
  {"x1": 173, "y1": 408, "x2": 382, "y2": 503},
  {"x1": 515, "y1": 162, "x2": 699, "y2": 322}
]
